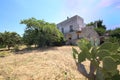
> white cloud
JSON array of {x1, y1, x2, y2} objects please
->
[
  {"x1": 116, "y1": 5, "x2": 120, "y2": 8},
  {"x1": 63, "y1": 0, "x2": 98, "y2": 16},
  {"x1": 98, "y1": 0, "x2": 120, "y2": 8}
]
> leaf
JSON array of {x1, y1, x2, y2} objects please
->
[
  {"x1": 96, "y1": 50, "x2": 110, "y2": 60},
  {"x1": 99, "y1": 42, "x2": 119, "y2": 53},
  {"x1": 86, "y1": 42, "x2": 92, "y2": 50},
  {"x1": 86, "y1": 51, "x2": 91, "y2": 60},
  {"x1": 99, "y1": 42, "x2": 112, "y2": 50},
  {"x1": 91, "y1": 47, "x2": 98, "y2": 59},
  {"x1": 117, "y1": 47, "x2": 120, "y2": 53},
  {"x1": 73, "y1": 52, "x2": 76, "y2": 59},
  {"x1": 72, "y1": 48, "x2": 79, "y2": 59},
  {"x1": 78, "y1": 52, "x2": 86, "y2": 63},
  {"x1": 96, "y1": 68, "x2": 105, "y2": 80},
  {"x1": 77, "y1": 41, "x2": 87, "y2": 51},
  {"x1": 112, "y1": 74, "x2": 120, "y2": 80},
  {"x1": 72, "y1": 47, "x2": 78, "y2": 54},
  {"x1": 110, "y1": 69, "x2": 119, "y2": 76},
  {"x1": 111, "y1": 55, "x2": 120, "y2": 60},
  {"x1": 77, "y1": 39, "x2": 90, "y2": 51},
  {"x1": 103, "y1": 56, "x2": 117, "y2": 72},
  {"x1": 111, "y1": 43, "x2": 119, "y2": 53},
  {"x1": 91, "y1": 60, "x2": 99, "y2": 67},
  {"x1": 111, "y1": 55, "x2": 120, "y2": 65}
]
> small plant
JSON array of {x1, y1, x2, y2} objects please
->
[
  {"x1": 0, "y1": 52, "x2": 10, "y2": 57},
  {"x1": 72, "y1": 39, "x2": 120, "y2": 80},
  {"x1": 13, "y1": 45, "x2": 19, "y2": 52},
  {"x1": 0, "y1": 52, "x2": 6, "y2": 57}
]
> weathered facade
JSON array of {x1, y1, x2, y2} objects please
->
[{"x1": 57, "y1": 15, "x2": 99, "y2": 44}]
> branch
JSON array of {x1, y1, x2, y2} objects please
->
[{"x1": 77, "y1": 63, "x2": 90, "y2": 78}]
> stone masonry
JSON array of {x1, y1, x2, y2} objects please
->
[{"x1": 57, "y1": 15, "x2": 99, "y2": 45}]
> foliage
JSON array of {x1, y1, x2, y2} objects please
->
[
  {"x1": 21, "y1": 18, "x2": 64, "y2": 47},
  {"x1": 110, "y1": 28, "x2": 120, "y2": 38},
  {"x1": 0, "y1": 51, "x2": 10, "y2": 57},
  {"x1": 72, "y1": 38, "x2": 120, "y2": 80},
  {"x1": 105, "y1": 37, "x2": 120, "y2": 45},
  {"x1": 87, "y1": 20, "x2": 106, "y2": 29},
  {"x1": 95, "y1": 28, "x2": 106, "y2": 36},
  {"x1": 0, "y1": 52, "x2": 6, "y2": 57},
  {"x1": 0, "y1": 31, "x2": 21, "y2": 50},
  {"x1": 0, "y1": 32, "x2": 4, "y2": 47},
  {"x1": 109, "y1": 28, "x2": 120, "y2": 44},
  {"x1": 13, "y1": 45, "x2": 19, "y2": 52},
  {"x1": 87, "y1": 20, "x2": 106, "y2": 36}
]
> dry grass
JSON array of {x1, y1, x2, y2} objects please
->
[{"x1": 0, "y1": 46, "x2": 89, "y2": 80}]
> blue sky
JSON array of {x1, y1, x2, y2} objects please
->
[{"x1": 0, "y1": 0, "x2": 120, "y2": 36}]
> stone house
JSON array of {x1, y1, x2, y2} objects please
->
[{"x1": 57, "y1": 15, "x2": 99, "y2": 45}]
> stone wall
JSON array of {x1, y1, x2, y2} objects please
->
[
  {"x1": 80, "y1": 26, "x2": 100, "y2": 42},
  {"x1": 57, "y1": 15, "x2": 100, "y2": 45}
]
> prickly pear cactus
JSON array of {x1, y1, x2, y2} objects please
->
[{"x1": 72, "y1": 38, "x2": 120, "y2": 80}]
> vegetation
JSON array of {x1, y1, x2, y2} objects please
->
[
  {"x1": 87, "y1": 20, "x2": 120, "y2": 45},
  {"x1": 21, "y1": 18, "x2": 64, "y2": 47},
  {"x1": 0, "y1": 51, "x2": 11, "y2": 57},
  {"x1": 0, "y1": 17, "x2": 120, "y2": 80},
  {"x1": 0, "y1": 31, "x2": 21, "y2": 50},
  {"x1": 109, "y1": 28, "x2": 120, "y2": 44},
  {"x1": 73, "y1": 39, "x2": 120, "y2": 80},
  {"x1": 87, "y1": 20, "x2": 106, "y2": 36},
  {"x1": 0, "y1": 46, "x2": 85, "y2": 80}
]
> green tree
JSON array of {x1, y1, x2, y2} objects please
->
[
  {"x1": 94, "y1": 28, "x2": 106, "y2": 36},
  {"x1": 21, "y1": 18, "x2": 64, "y2": 47},
  {"x1": 110, "y1": 28, "x2": 120, "y2": 39},
  {"x1": 0, "y1": 32, "x2": 4, "y2": 48},
  {"x1": 108, "y1": 28, "x2": 120, "y2": 44},
  {"x1": 2, "y1": 31, "x2": 21, "y2": 50},
  {"x1": 87, "y1": 20, "x2": 106, "y2": 36}
]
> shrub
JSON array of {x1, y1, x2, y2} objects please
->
[
  {"x1": 13, "y1": 45, "x2": 19, "y2": 52},
  {"x1": 72, "y1": 39, "x2": 120, "y2": 80}
]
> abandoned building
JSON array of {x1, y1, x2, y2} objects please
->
[{"x1": 57, "y1": 15, "x2": 100, "y2": 45}]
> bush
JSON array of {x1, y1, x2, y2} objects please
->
[
  {"x1": 105, "y1": 37, "x2": 120, "y2": 45},
  {"x1": 0, "y1": 45, "x2": 5, "y2": 48},
  {"x1": 13, "y1": 45, "x2": 19, "y2": 52},
  {"x1": 72, "y1": 39, "x2": 120, "y2": 80}
]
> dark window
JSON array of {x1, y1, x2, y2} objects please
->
[
  {"x1": 62, "y1": 28, "x2": 64, "y2": 33},
  {"x1": 69, "y1": 25, "x2": 73, "y2": 32},
  {"x1": 77, "y1": 34, "x2": 79, "y2": 39}
]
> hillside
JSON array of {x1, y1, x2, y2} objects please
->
[{"x1": 0, "y1": 46, "x2": 89, "y2": 80}]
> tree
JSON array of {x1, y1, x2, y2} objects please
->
[
  {"x1": 94, "y1": 28, "x2": 106, "y2": 36},
  {"x1": 21, "y1": 18, "x2": 64, "y2": 47},
  {"x1": 87, "y1": 20, "x2": 106, "y2": 36},
  {"x1": 2, "y1": 31, "x2": 21, "y2": 50},
  {"x1": 110, "y1": 28, "x2": 120, "y2": 39},
  {"x1": 108, "y1": 28, "x2": 120, "y2": 44},
  {"x1": 0, "y1": 32, "x2": 4, "y2": 48}
]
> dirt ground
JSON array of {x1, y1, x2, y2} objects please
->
[{"x1": 0, "y1": 46, "x2": 91, "y2": 80}]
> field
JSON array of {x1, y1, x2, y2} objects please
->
[{"x1": 0, "y1": 46, "x2": 90, "y2": 80}]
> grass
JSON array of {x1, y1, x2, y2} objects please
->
[
  {"x1": 0, "y1": 46, "x2": 88, "y2": 80},
  {"x1": 0, "y1": 46, "x2": 120, "y2": 80}
]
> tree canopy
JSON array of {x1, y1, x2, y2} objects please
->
[
  {"x1": 108, "y1": 28, "x2": 120, "y2": 44},
  {"x1": 0, "y1": 31, "x2": 21, "y2": 49},
  {"x1": 20, "y1": 18, "x2": 64, "y2": 47},
  {"x1": 87, "y1": 20, "x2": 106, "y2": 36}
]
